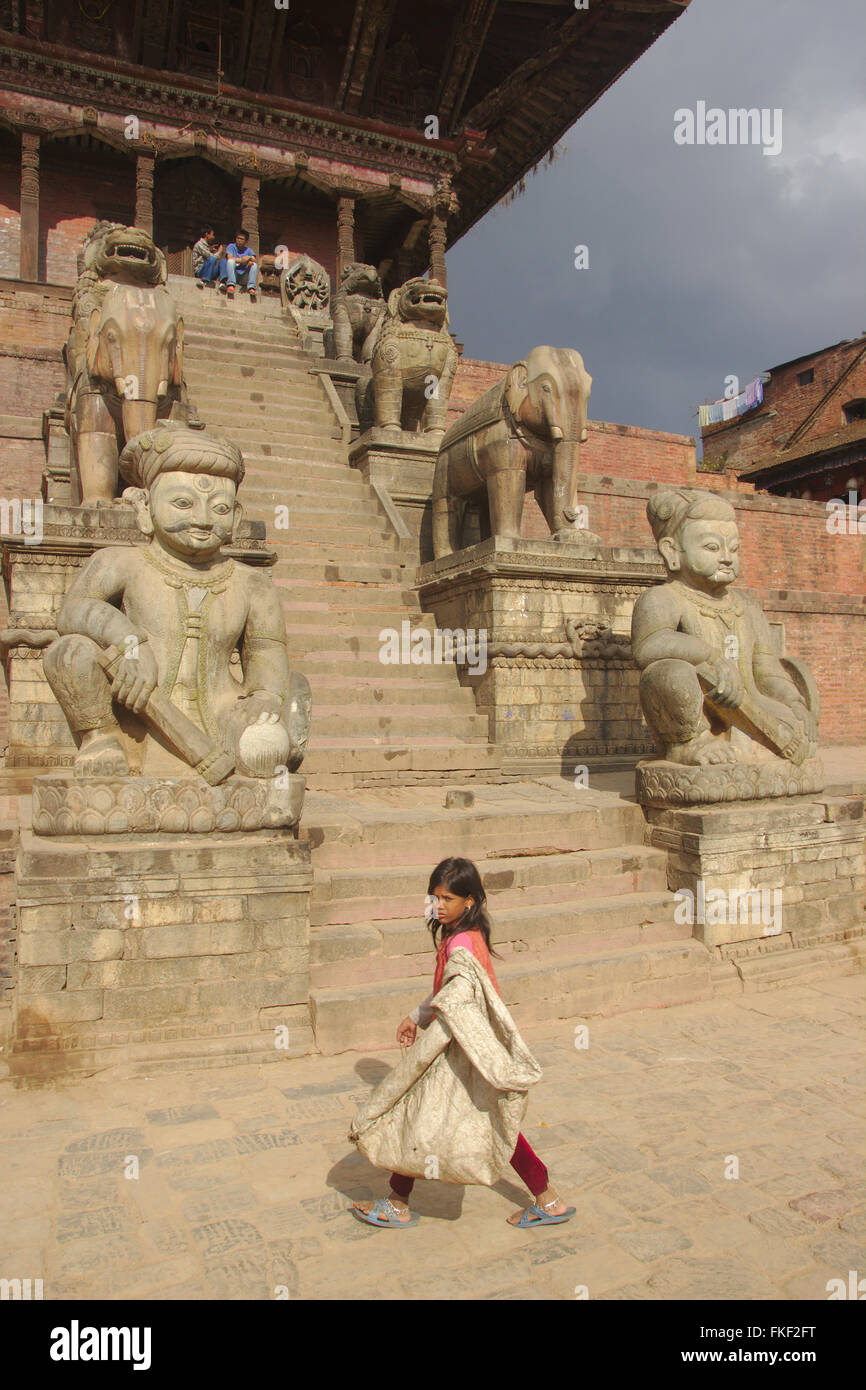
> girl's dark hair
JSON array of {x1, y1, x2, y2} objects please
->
[{"x1": 426, "y1": 857, "x2": 499, "y2": 957}]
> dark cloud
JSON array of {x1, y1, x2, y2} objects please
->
[{"x1": 447, "y1": 0, "x2": 866, "y2": 451}]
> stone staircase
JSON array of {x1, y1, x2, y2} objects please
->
[
  {"x1": 168, "y1": 280, "x2": 714, "y2": 1055},
  {"x1": 173, "y1": 277, "x2": 500, "y2": 791}
]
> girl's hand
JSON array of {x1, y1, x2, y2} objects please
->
[{"x1": 397, "y1": 1016, "x2": 417, "y2": 1048}]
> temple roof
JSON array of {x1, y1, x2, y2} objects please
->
[{"x1": 0, "y1": 0, "x2": 691, "y2": 245}]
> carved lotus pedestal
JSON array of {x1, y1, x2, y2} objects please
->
[
  {"x1": 643, "y1": 794, "x2": 866, "y2": 978},
  {"x1": 416, "y1": 536, "x2": 663, "y2": 776},
  {"x1": 10, "y1": 811, "x2": 313, "y2": 1080}
]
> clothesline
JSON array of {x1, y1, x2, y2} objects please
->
[{"x1": 698, "y1": 375, "x2": 764, "y2": 427}]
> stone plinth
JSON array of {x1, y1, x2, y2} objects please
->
[
  {"x1": 646, "y1": 795, "x2": 866, "y2": 951},
  {"x1": 348, "y1": 428, "x2": 442, "y2": 561},
  {"x1": 0, "y1": 502, "x2": 275, "y2": 771},
  {"x1": 31, "y1": 773, "x2": 305, "y2": 836},
  {"x1": 417, "y1": 536, "x2": 664, "y2": 774},
  {"x1": 10, "y1": 825, "x2": 313, "y2": 1077}
]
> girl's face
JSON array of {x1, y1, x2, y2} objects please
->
[{"x1": 431, "y1": 882, "x2": 474, "y2": 929}]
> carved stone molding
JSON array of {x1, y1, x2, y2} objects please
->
[
  {"x1": 32, "y1": 773, "x2": 306, "y2": 836},
  {"x1": 636, "y1": 756, "x2": 826, "y2": 809}
]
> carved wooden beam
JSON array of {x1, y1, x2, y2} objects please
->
[
  {"x1": 336, "y1": 195, "x2": 356, "y2": 282},
  {"x1": 19, "y1": 129, "x2": 39, "y2": 281},
  {"x1": 245, "y1": 4, "x2": 280, "y2": 92},
  {"x1": 139, "y1": 0, "x2": 172, "y2": 71},
  {"x1": 336, "y1": 0, "x2": 397, "y2": 115},
  {"x1": 435, "y1": 0, "x2": 499, "y2": 135},
  {"x1": 134, "y1": 151, "x2": 155, "y2": 236}
]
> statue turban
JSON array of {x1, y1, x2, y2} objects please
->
[
  {"x1": 119, "y1": 422, "x2": 245, "y2": 490},
  {"x1": 647, "y1": 487, "x2": 735, "y2": 543}
]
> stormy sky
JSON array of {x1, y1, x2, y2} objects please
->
[{"x1": 447, "y1": 0, "x2": 866, "y2": 453}]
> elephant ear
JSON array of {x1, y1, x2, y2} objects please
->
[{"x1": 504, "y1": 362, "x2": 528, "y2": 418}]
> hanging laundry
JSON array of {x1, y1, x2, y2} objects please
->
[{"x1": 698, "y1": 376, "x2": 763, "y2": 428}]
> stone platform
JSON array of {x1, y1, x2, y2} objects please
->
[
  {"x1": 9, "y1": 825, "x2": 313, "y2": 1079},
  {"x1": 646, "y1": 794, "x2": 866, "y2": 951},
  {"x1": 416, "y1": 536, "x2": 663, "y2": 773}
]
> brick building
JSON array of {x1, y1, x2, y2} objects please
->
[{"x1": 701, "y1": 335, "x2": 866, "y2": 503}]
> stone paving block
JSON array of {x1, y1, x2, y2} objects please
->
[
  {"x1": 613, "y1": 1223, "x2": 693, "y2": 1262},
  {"x1": 646, "y1": 1255, "x2": 781, "y2": 1300}
]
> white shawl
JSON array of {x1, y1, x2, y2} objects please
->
[{"x1": 348, "y1": 948, "x2": 543, "y2": 1186}]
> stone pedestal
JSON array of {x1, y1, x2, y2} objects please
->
[
  {"x1": 0, "y1": 502, "x2": 275, "y2": 772},
  {"x1": 348, "y1": 428, "x2": 442, "y2": 561},
  {"x1": 646, "y1": 795, "x2": 866, "y2": 953},
  {"x1": 10, "y1": 824, "x2": 313, "y2": 1078},
  {"x1": 416, "y1": 536, "x2": 664, "y2": 774}
]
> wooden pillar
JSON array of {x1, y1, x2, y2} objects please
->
[
  {"x1": 428, "y1": 205, "x2": 447, "y2": 287},
  {"x1": 19, "y1": 130, "x2": 40, "y2": 282},
  {"x1": 336, "y1": 195, "x2": 356, "y2": 281},
  {"x1": 241, "y1": 175, "x2": 260, "y2": 250},
  {"x1": 134, "y1": 153, "x2": 154, "y2": 237}
]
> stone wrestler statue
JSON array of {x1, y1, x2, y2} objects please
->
[
  {"x1": 43, "y1": 422, "x2": 310, "y2": 781},
  {"x1": 631, "y1": 489, "x2": 818, "y2": 767}
]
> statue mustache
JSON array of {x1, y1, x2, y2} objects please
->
[{"x1": 161, "y1": 517, "x2": 232, "y2": 534}]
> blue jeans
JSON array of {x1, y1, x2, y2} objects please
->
[
  {"x1": 196, "y1": 255, "x2": 221, "y2": 283},
  {"x1": 220, "y1": 257, "x2": 258, "y2": 289}
]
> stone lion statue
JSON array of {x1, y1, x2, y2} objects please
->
[
  {"x1": 356, "y1": 276, "x2": 458, "y2": 435},
  {"x1": 330, "y1": 262, "x2": 385, "y2": 362},
  {"x1": 64, "y1": 221, "x2": 190, "y2": 505}
]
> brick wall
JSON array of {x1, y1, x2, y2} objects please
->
[{"x1": 702, "y1": 336, "x2": 866, "y2": 479}]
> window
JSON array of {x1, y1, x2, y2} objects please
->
[
  {"x1": 797, "y1": 368, "x2": 814, "y2": 386},
  {"x1": 843, "y1": 399, "x2": 866, "y2": 424}
]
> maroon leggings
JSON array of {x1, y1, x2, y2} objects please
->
[{"x1": 389, "y1": 1132, "x2": 549, "y2": 1200}]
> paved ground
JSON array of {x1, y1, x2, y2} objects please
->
[{"x1": 0, "y1": 973, "x2": 863, "y2": 1301}]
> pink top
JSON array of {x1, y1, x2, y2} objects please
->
[{"x1": 409, "y1": 927, "x2": 500, "y2": 1026}]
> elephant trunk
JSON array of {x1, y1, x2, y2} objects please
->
[
  {"x1": 552, "y1": 436, "x2": 582, "y2": 527},
  {"x1": 120, "y1": 397, "x2": 159, "y2": 440}
]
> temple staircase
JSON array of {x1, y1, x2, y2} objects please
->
[{"x1": 169, "y1": 280, "x2": 718, "y2": 1053}]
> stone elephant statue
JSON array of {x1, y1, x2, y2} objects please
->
[
  {"x1": 64, "y1": 222, "x2": 190, "y2": 504},
  {"x1": 432, "y1": 345, "x2": 593, "y2": 558},
  {"x1": 331, "y1": 262, "x2": 385, "y2": 362},
  {"x1": 356, "y1": 277, "x2": 458, "y2": 435}
]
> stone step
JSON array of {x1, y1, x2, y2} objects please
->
[
  {"x1": 303, "y1": 790, "x2": 645, "y2": 869},
  {"x1": 277, "y1": 589, "x2": 423, "y2": 614},
  {"x1": 186, "y1": 380, "x2": 328, "y2": 406},
  {"x1": 305, "y1": 677, "x2": 477, "y2": 707},
  {"x1": 311, "y1": 845, "x2": 668, "y2": 927},
  {"x1": 308, "y1": 706, "x2": 490, "y2": 740},
  {"x1": 183, "y1": 355, "x2": 317, "y2": 377},
  {"x1": 182, "y1": 322, "x2": 307, "y2": 347},
  {"x1": 266, "y1": 557, "x2": 409, "y2": 584},
  {"x1": 298, "y1": 653, "x2": 461, "y2": 679},
  {"x1": 313, "y1": 843, "x2": 666, "y2": 906},
  {"x1": 302, "y1": 742, "x2": 500, "y2": 782},
  {"x1": 279, "y1": 530, "x2": 403, "y2": 556},
  {"x1": 311, "y1": 889, "x2": 678, "y2": 967},
  {"x1": 309, "y1": 936, "x2": 714, "y2": 1054}
]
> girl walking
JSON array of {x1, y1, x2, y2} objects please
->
[{"x1": 351, "y1": 857, "x2": 575, "y2": 1229}]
